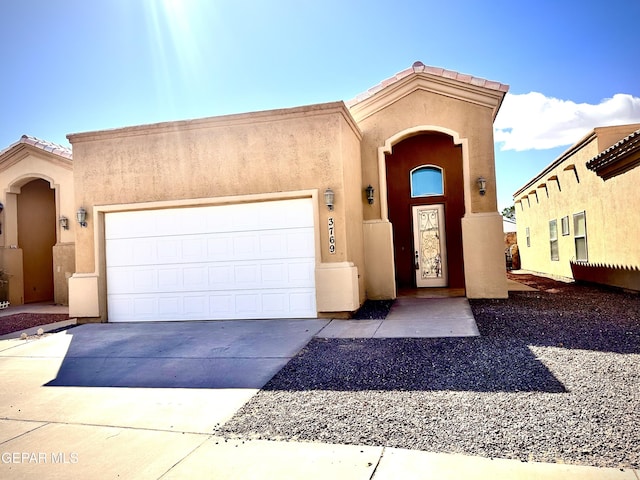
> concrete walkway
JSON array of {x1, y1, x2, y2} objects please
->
[
  {"x1": 1, "y1": 293, "x2": 636, "y2": 479},
  {"x1": 0, "y1": 301, "x2": 69, "y2": 318},
  {"x1": 318, "y1": 297, "x2": 480, "y2": 338}
]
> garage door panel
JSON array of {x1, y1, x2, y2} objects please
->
[
  {"x1": 133, "y1": 269, "x2": 157, "y2": 291},
  {"x1": 133, "y1": 297, "x2": 156, "y2": 318},
  {"x1": 108, "y1": 258, "x2": 315, "y2": 295},
  {"x1": 109, "y1": 297, "x2": 132, "y2": 319},
  {"x1": 109, "y1": 288, "x2": 317, "y2": 321},
  {"x1": 182, "y1": 266, "x2": 207, "y2": 288},
  {"x1": 233, "y1": 234, "x2": 259, "y2": 259},
  {"x1": 157, "y1": 239, "x2": 181, "y2": 262},
  {"x1": 210, "y1": 294, "x2": 233, "y2": 316},
  {"x1": 133, "y1": 240, "x2": 157, "y2": 264},
  {"x1": 106, "y1": 238, "x2": 157, "y2": 266},
  {"x1": 207, "y1": 236, "x2": 233, "y2": 260},
  {"x1": 184, "y1": 295, "x2": 207, "y2": 315},
  {"x1": 109, "y1": 229, "x2": 314, "y2": 266},
  {"x1": 262, "y1": 293, "x2": 285, "y2": 313},
  {"x1": 106, "y1": 199, "x2": 317, "y2": 321},
  {"x1": 209, "y1": 265, "x2": 233, "y2": 286},
  {"x1": 105, "y1": 238, "x2": 136, "y2": 266},
  {"x1": 279, "y1": 199, "x2": 314, "y2": 227},
  {"x1": 286, "y1": 231, "x2": 315, "y2": 257},
  {"x1": 105, "y1": 269, "x2": 133, "y2": 294},
  {"x1": 105, "y1": 200, "x2": 315, "y2": 240},
  {"x1": 234, "y1": 264, "x2": 258, "y2": 284},
  {"x1": 158, "y1": 296, "x2": 180, "y2": 316},
  {"x1": 288, "y1": 261, "x2": 316, "y2": 283},
  {"x1": 236, "y1": 294, "x2": 259, "y2": 314},
  {"x1": 290, "y1": 292, "x2": 316, "y2": 312},
  {"x1": 158, "y1": 268, "x2": 181, "y2": 290},
  {"x1": 261, "y1": 263, "x2": 286, "y2": 283},
  {"x1": 182, "y1": 238, "x2": 207, "y2": 260},
  {"x1": 180, "y1": 208, "x2": 204, "y2": 235},
  {"x1": 259, "y1": 233, "x2": 285, "y2": 255}
]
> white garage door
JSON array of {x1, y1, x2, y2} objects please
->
[{"x1": 105, "y1": 199, "x2": 317, "y2": 322}]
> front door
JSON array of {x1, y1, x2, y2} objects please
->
[{"x1": 412, "y1": 204, "x2": 447, "y2": 287}]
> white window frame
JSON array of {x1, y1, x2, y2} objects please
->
[
  {"x1": 561, "y1": 216, "x2": 570, "y2": 236},
  {"x1": 549, "y1": 219, "x2": 559, "y2": 261},
  {"x1": 525, "y1": 227, "x2": 530, "y2": 247},
  {"x1": 573, "y1": 211, "x2": 588, "y2": 262}
]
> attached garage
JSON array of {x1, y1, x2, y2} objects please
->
[{"x1": 105, "y1": 198, "x2": 317, "y2": 321}]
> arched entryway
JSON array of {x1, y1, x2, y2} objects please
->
[
  {"x1": 17, "y1": 179, "x2": 56, "y2": 303},
  {"x1": 385, "y1": 132, "x2": 466, "y2": 291}
]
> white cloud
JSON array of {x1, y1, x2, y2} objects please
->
[{"x1": 494, "y1": 92, "x2": 640, "y2": 151}]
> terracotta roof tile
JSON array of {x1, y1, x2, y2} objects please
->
[
  {"x1": 586, "y1": 128, "x2": 640, "y2": 172},
  {"x1": 441, "y1": 70, "x2": 459, "y2": 80},
  {"x1": 0, "y1": 135, "x2": 72, "y2": 160},
  {"x1": 347, "y1": 61, "x2": 508, "y2": 108}
]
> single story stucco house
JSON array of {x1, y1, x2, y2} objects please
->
[
  {"x1": 1, "y1": 62, "x2": 510, "y2": 322},
  {"x1": 513, "y1": 123, "x2": 640, "y2": 291}
]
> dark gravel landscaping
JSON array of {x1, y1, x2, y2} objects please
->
[
  {"x1": 0, "y1": 313, "x2": 70, "y2": 336},
  {"x1": 217, "y1": 275, "x2": 640, "y2": 469}
]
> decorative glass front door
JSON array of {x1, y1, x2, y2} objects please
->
[{"x1": 412, "y1": 204, "x2": 448, "y2": 287}]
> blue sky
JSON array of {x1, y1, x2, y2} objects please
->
[{"x1": 2, "y1": 0, "x2": 639, "y2": 211}]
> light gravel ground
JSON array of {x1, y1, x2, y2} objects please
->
[
  {"x1": 217, "y1": 338, "x2": 638, "y2": 469},
  {"x1": 217, "y1": 280, "x2": 640, "y2": 469}
]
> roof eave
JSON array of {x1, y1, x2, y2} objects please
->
[
  {"x1": 347, "y1": 62, "x2": 509, "y2": 123},
  {"x1": 0, "y1": 142, "x2": 73, "y2": 172},
  {"x1": 68, "y1": 101, "x2": 363, "y2": 144},
  {"x1": 586, "y1": 129, "x2": 640, "y2": 179},
  {"x1": 513, "y1": 129, "x2": 598, "y2": 199}
]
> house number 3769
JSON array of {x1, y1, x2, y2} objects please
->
[{"x1": 328, "y1": 217, "x2": 336, "y2": 254}]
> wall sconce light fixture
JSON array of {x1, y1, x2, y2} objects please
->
[
  {"x1": 324, "y1": 188, "x2": 335, "y2": 211},
  {"x1": 0, "y1": 202, "x2": 3, "y2": 234},
  {"x1": 76, "y1": 207, "x2": 87, "y2": 227},
  {"x1": 365, "y1": 184, "x2": 375, "y2": 205},
  {"x1": 477, "y1": 177, "x2": 487, "y2": 196},
  {"x1": 59, "y1": 216, "x2": 69, "y2": 230}
]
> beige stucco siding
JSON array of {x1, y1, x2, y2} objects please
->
[
  {"x1": 70, "y1": 103, "x2": 360, "y2": 273},
  {"x1": 0, "y1": 149, "x2": 75, "y2": 305},
  {"x1": 68, "y1": 102, "x2": 366, "y2": 319},
  {"x1": 355, "y1": 86, "x2": 502, "y2": 219},
  {"x1": 338, "y1": 117, "x2": 366, "y2": 303},
  {"x1": 516, "y1": 140, "x2": 599, "y2": 278},
  {"x1": 515, "y1": 128, "x2": 640, "y2": 280},
  {"x1": 1, "y1": 152, "x2": 74, "y2": 246},
  {"x1": 354, "y1": 86, "x2": 507, "y2": 298},
  {"x1": 66, "y1": 67, "x2": 511, "y2": 320}
]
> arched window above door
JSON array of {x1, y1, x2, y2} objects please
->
[{"x1": 410, "y1": 165, "x2": 444, "y2": 197}]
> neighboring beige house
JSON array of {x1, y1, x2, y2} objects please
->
[
  {"x1": 513, "y1": 123, "x2": 640, "y2": 291},
  {"x1": 0, "y1": 135, "x2": 75, "y2": 306},
  {"x1": 2, "y1": 62, "x2": 512, "y2": 321}
]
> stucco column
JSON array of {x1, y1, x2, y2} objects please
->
[
  {"x1": 362, "y1": 220, "x2": 396, "y2": 299},
  {"x1": 461, "y1": 212, "x2": 508, "y2": 298}
]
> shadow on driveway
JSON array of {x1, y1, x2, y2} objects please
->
[{"x1": 45, "y1": 320, "x2": 328, "y2": 389}]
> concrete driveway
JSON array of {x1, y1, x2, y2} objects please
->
[
  {"x1": 0, "y1": 320, "x2": 328, "y2": 434},
  {"x1": 1, "y1": 306, "x2": 631, "y2": 479}
]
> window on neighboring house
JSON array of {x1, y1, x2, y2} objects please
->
[
  {"x1": 526, "y1": 227, "x2": 530, "y2": 247},
  {"x1": 561, "y1": 216, "x2": 570, "y2": 236},
  {"x1": 549, "y1": 219, "x2": 559, "y2": 261},
  {"x1": 410, "y1": 166, "x2": 444, "y2": 197},
  {"x1": 573, "y1": 211, "x2": 588, "y2": 261}
]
